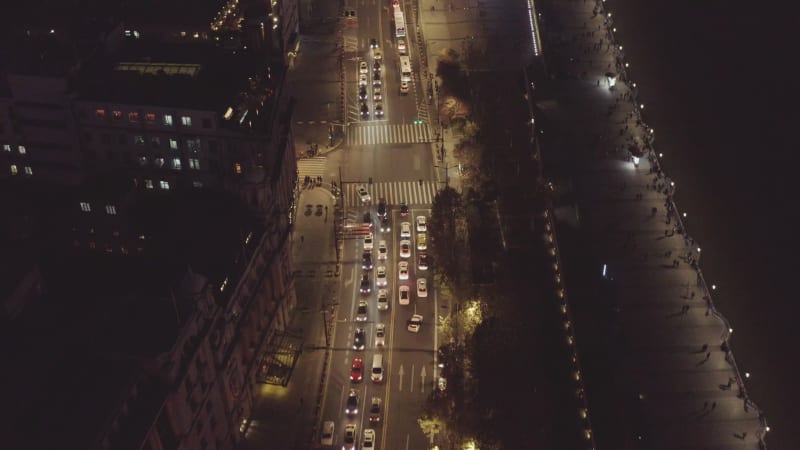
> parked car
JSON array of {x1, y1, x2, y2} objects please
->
[{"x1": 320, "y1": 421, "x2": 334, "y2": 445}]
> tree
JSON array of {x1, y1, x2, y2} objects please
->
[{"x1": 429, "y1": 186, "x2": 467, "y2": 284}]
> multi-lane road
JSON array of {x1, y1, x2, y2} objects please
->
[{"x1": 315, "y1": 0, "x2": 442, "y2": 449}]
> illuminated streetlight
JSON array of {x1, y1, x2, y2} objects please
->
[
  {"x1": 618, "y1": 45, "x2": 623, "y2": 51},
  {"x1": 712, "y1": 284, "x2": 717, "y2": 290},
  {"x1": 745, "y1": 372, "x2": 751, "y2": 379},
  {"x1": 658, "y1": 152, "x2": 664, "y2": 158},
  {"x1": 640, "y1": 103, "x2": 645, "y2": 110},
  {"x1": 682, "y1": 212, "x2": 687, "y2": 218},
  {"x1": 607, "y1": 12, "x2": 612, "y2": 18}
]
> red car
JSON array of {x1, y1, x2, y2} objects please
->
[{"x1": 350, "y1": 357, "x2": 364, "y2": 382}]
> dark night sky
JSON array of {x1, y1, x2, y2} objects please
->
[{"x1": 608, "y1": 0, "x2": 800, "y2": 447}]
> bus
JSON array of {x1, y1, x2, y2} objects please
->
[
  {"x1": 399, "y1": 56, "x2": 411, "y2": 82},
  {"x1": 394, "y1": 11, "x2": 405, "y2": 38}
]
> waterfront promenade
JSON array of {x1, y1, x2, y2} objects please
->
[{"x1": 532, "y1": 0, "x2": 769, "y2": 448}]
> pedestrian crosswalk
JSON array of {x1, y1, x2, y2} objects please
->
[
  {"x1": 297, "y1": 157, "x2": 327, "y2": 180},
  {"x1": 346, "y1": 123, "x2": 433, "y2": 146},
  {"x1": 345, "y1": 181, "x2": 439, "y2": 206}
]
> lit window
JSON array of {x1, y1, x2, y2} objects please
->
[
  {"x1": 138, "y1": 156, "x2": 148, "y2": 166},
  {"x1": 187, "y1": 138, "x2": 201, "y2": 152},
  {"x1": 154, "y1": 158, "x2": 165, "y2": 168},
  {"x1": 171, "y1": 158, "x2": 182, "y2": 170},
  {"x1": 192, "y1": 181, "x2": 204, "y2": 188},
  {"x1": 180, "y1": 31, "x2": 187, "y2": 37},
  {"x1": 18, "y1": 146, "x2": 26, "y2": 154},
  {"x1": 181, "y1": 116, "x2": 192, "y2": 126},
  {"x1": 163, "y1": 115, "x2": 174, "y2": 126},
  {"x1": 189, "y1": 158, "x2": 200, "y2": 170},
  {"x1": 10, "y1": 164, "x2": 18, "y2": 175},
  {"x1": 160, "y1": 180, "x2": 170, "y2": 190},
  {"x1": 80, "y1": 202, "x2": 91, "y2": 212},
  {"x1": 134, "y1": 135, "x2": 145, "y2": 145},
  {"x1": 105, "y1": 205, "x2": 117, "y2": 215},
  {"x1": 169, "y1": 139, "x2": 178, "y2": 150},
  {"x1": 112, "y1": 110, "x2": 123, "y2": 120},
  {"x1": 145, "y1": 113, "x2": 156, "y2": 123},
  {"x1": 96, "y1": 109, "x2": 106, "y2": 119},
  {"x1": 234, "y1": 163, "x2": 242, "y2": 174},
  {"x1": 3, "y1": 144, "x2": 10, "y2": 152},
  {"x1": 145, "y1": 179, "x2": 154, "y2": 189},
  {"x1": 128, "y1": 112, "x2": 140, "y2": 122},
  {"x1": 23, "y1": 166, "x2": 32, "y2": 175}
]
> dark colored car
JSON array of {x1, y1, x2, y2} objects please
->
[
  {"x1": 353, "y1": 328, "x2": 366, "y2": 350},
  {"x1": 362, "y1": 252, "x2": 373, "y2": 270},
  {"x1": 363, "y1": 211, "x2": 373, "y2": 228},
  {"x1": 359, "y1": 86, "x2": 367, "y2": 101},
  {"x1": 377, "y1": 199, "x2": 387, "y2": 218},
  {"x1": 400, "y1": 202, "x2": 409, "y2": 216},
  {"x1": 380, "y1": 216, "x2": 391, "y2": 233},
  {"x1": 360, "y1": 274, "x2": 371, "y2": 294},
  {"x1": 360, "y1": 102, "x2": 369, "y2": 118},
  {"x1": 345, "y1": 389, "x2": 359, "y2": 415},
  {"x1": 370, "y1": 37, "x2": 378, "y2": 48}
]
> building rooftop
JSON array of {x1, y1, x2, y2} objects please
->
[{"x1": 75, "y1": 37, "x2": 285, "y2": 133}]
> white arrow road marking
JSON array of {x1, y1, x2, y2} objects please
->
[{"x1": 420, "y1": 365, "x2": 427, "y2": 393}]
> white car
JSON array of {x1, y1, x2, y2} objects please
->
[
  {"x1": 362, "y1": 429, "x2": 376, "y2": 449},
  {"x1": 416, "y1": 233, "x2": 426, "y2": 251},
  {"x1": 398, "y1": 261, "x2": 409, "y2": 280},
  {"x1": 407, "y1": 314, "x2": 423, "y2": 333},
  {"x1": 398, "y1": 38, "x2": 407, "y2": 55},
  {"x1": 398, "y1": 285, "x2": 410, "y2": 305},
  {"x1": 359, "y1": 74, "x2": 368, "y2": 86},
  {"x1": 376, "y1": 266, "x2": 387, "y2": 287},
  {"x1": 377, "y1": 289, "x2": 389, "y2": 311},
  {"x1": 356, "y1": 300, "x2": 368, "y2": 321},
  {"x1": 400, "y1": 222, "x2": 411, "y2": 238},
  {"x1": 416, "y1": 215, "x2": 427, "y2": 232},
  {"x1": 377, "y1": 240, "x2": 388, "y2": 260},
  {"x1": 400, "y1": 81, "x2": 410, "y2": 94},
  {"x1": 373, "y1": 87, "x2": 382, "y2": 102},
  {"x1": 359, "y1": 61, "x2": 368, "y2": 74},
  {"x1": 343, "y1": 423, "x2": 356, "y2": 449},
  {"x1": 399, "y1": 240, "x2": 411, "y2": 258},
  {"x1": 358, "y1": 184, "x2": 371, "y2": 203},
  {"x1": 364, "y1": 232, "x2": 374, "y2": 251},
  {"x1": 321, "y1": 421, "x2": 334, "y2": 446},
  {"x1": 375, "y1": 323, "x2": 386, "y2": 346},
  {"x1": 417, "y1": 278, "x2": 428, "y2": 298}
]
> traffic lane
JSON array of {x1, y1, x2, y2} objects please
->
[
  {"x1": 383, "y1": 326, "x2": 435, "y2": 449},
  {"x1": 318, "y1": 235, "x2": 369, "y2": 442},
  {"x1": 339, "y1": 143, "x2": 435, "y2": 184}
]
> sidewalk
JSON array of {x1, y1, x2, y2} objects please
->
[
  {"x1": 417, "y1": 0, "x2": 486, "y2": 194},
  {"x1": 535, "y1": 0, "x2": 768, "y2": 448},
  {"x1": 241, "y1": 180, "x2": 338, "y2": 450}
]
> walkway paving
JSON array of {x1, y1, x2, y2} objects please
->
[{"x1": 535, "y1": 0, "x2": 768, "y2": 448}]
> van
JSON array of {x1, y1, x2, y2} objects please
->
[{"x1": 371, "y1": 354, "x2": 384, "y2": 382}]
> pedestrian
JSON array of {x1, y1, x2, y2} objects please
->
[
  {"x1": 701, "y1": 343, "x2": 708, "y2": 351},
  {"x1": 711, "y1": 402, "x2": 716, "y2": 410},
  {"x1": 691, "y1": 291, "x2": 695, "y2": 299},
  {"x1": 742, "y1": 432, "x2": 747, "y2": 439},
  {"x1": 706, "y1": 352, "x2": 711, "y2": 360}
]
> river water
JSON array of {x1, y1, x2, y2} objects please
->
[{"x1": 605, "y1": 0, "x2": 800, "y2": 447}]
